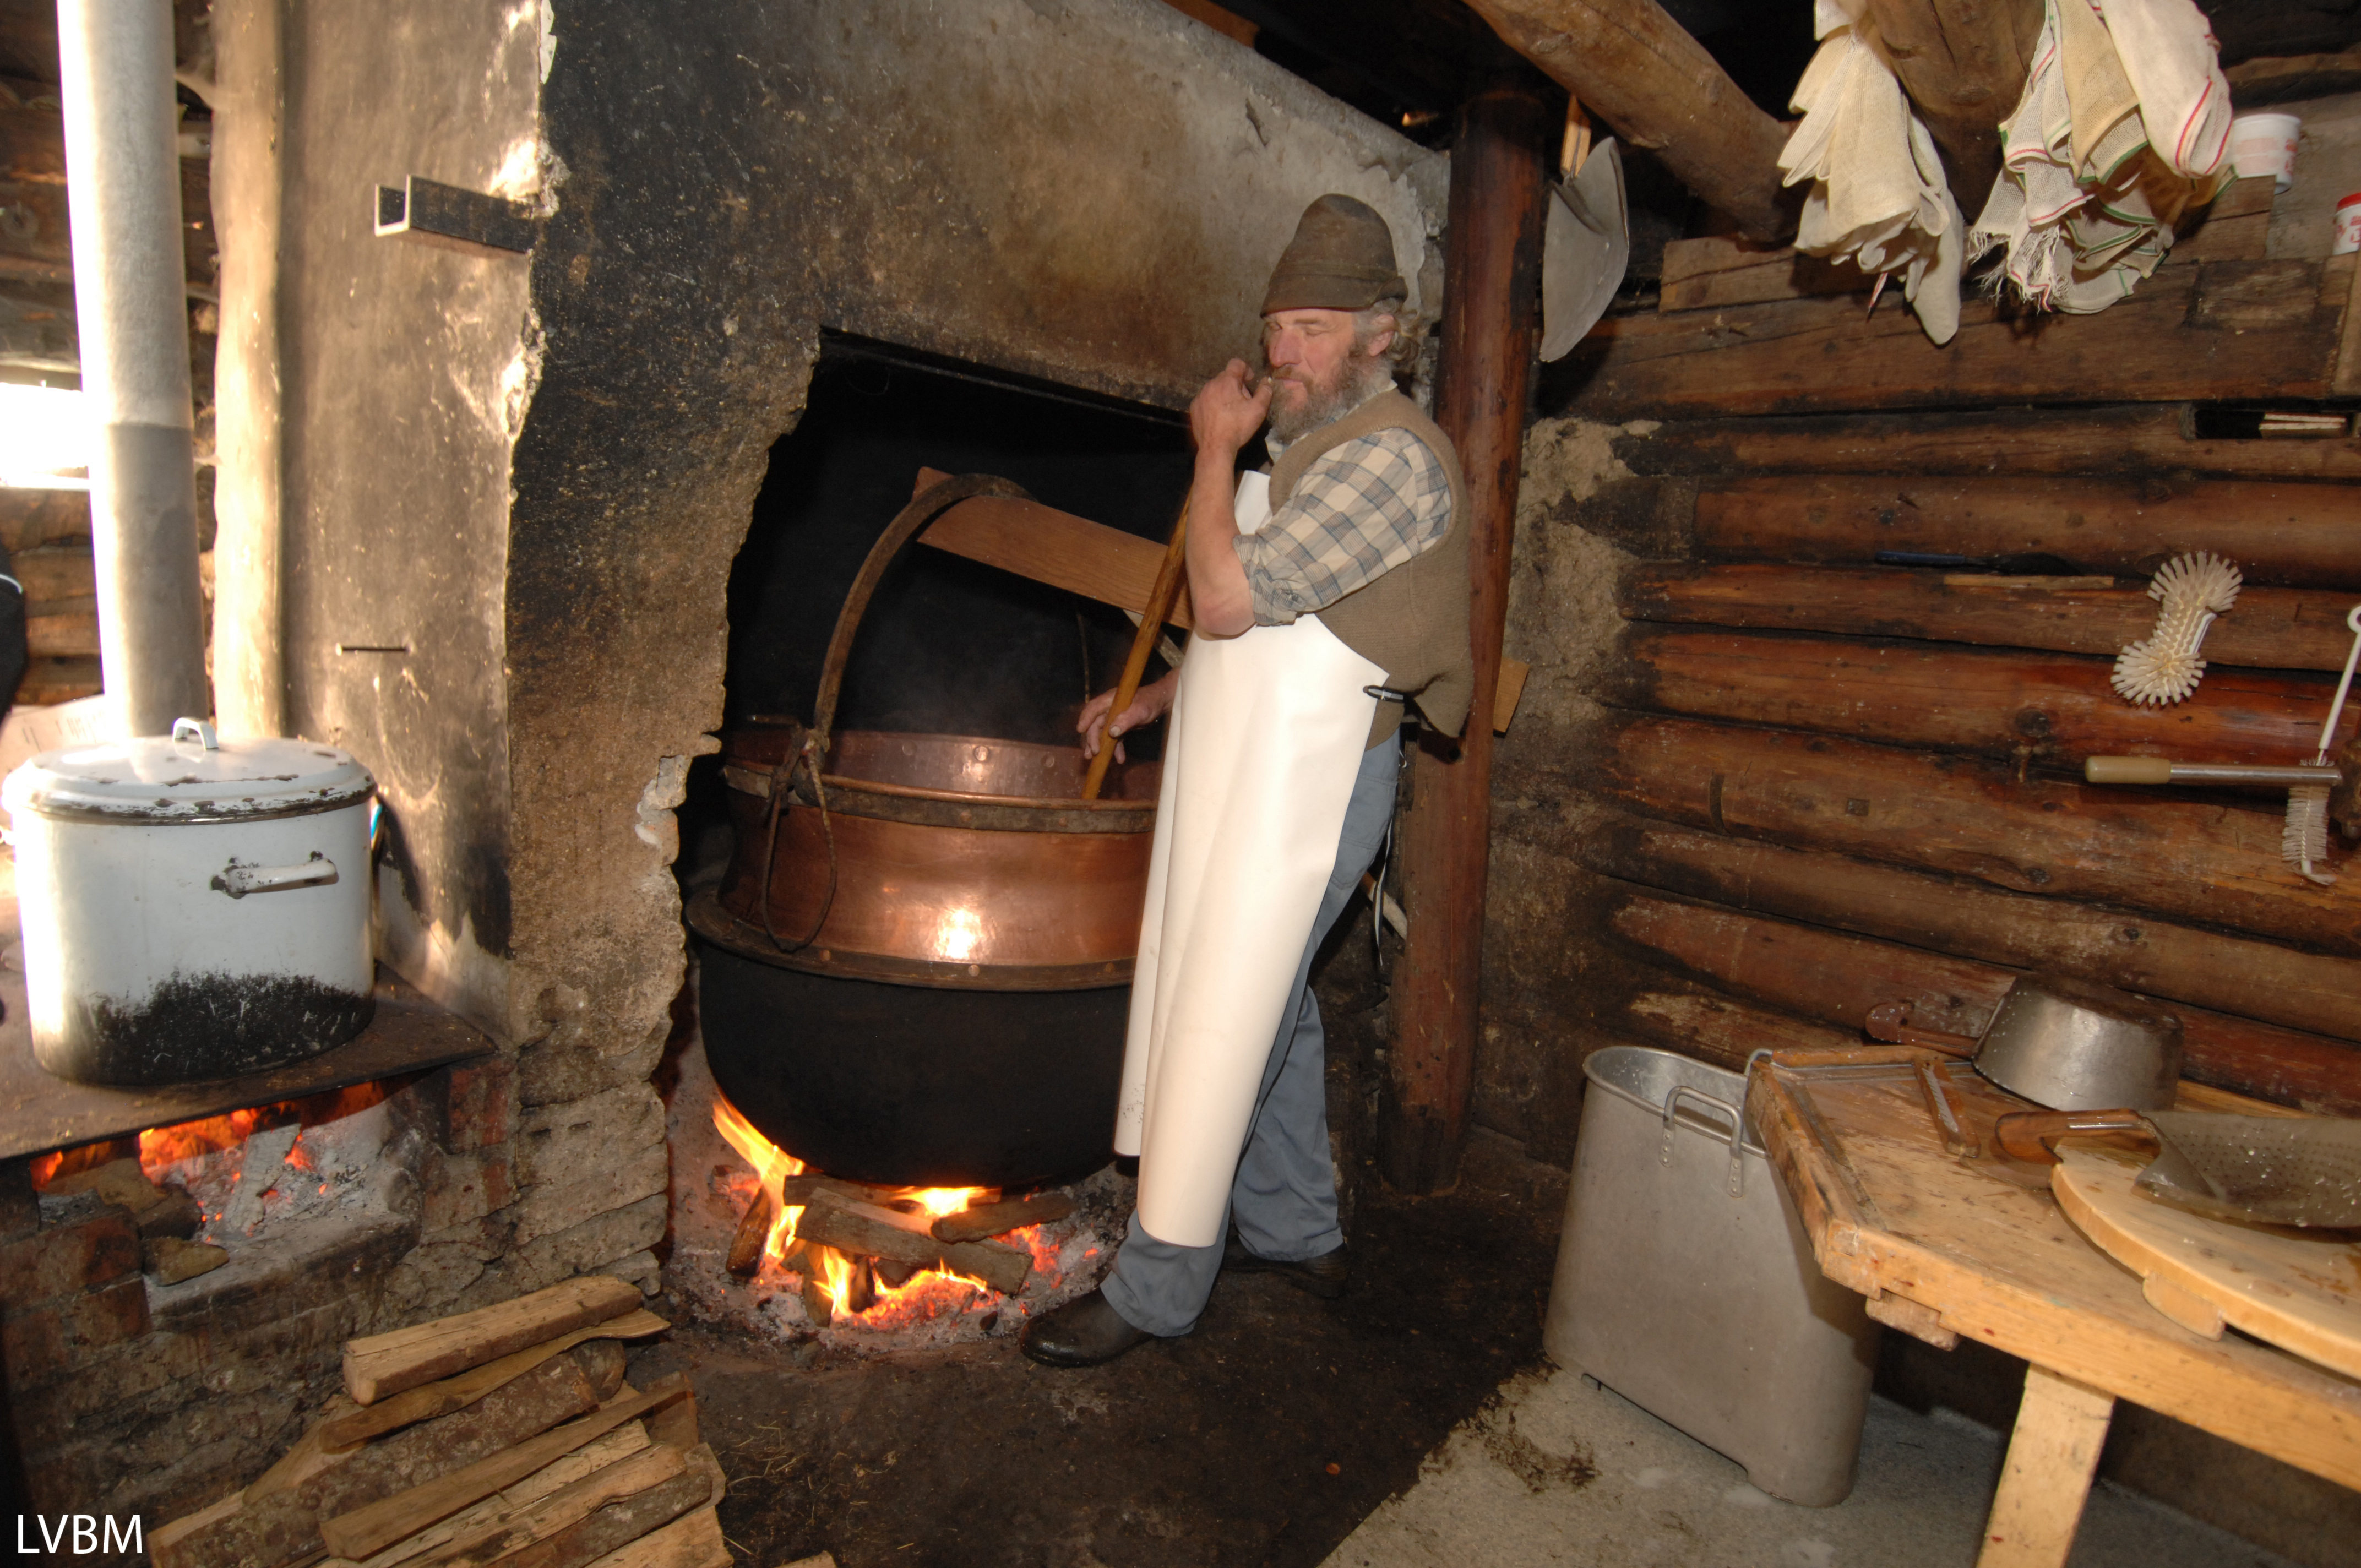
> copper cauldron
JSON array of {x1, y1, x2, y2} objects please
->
[{"x1": 689, "y1": 473, "x2": 1163, "y2": 1187}]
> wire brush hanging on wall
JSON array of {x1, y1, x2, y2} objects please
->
[{"x1": 2112, "y1": 552, "x2": 2240, "y2": 706}]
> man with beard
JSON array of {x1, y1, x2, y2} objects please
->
[{"x1": 1021, "y1": 194, "x2": 1472, "y2": 1368}]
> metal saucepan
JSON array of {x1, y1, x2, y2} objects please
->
[
  {"x1": 1994, "y1": 1108, "x2": 2361, "y2": 1228},
  {"x1": 1865, "y1": 973, "x2": 2183, "y2": 1112}
]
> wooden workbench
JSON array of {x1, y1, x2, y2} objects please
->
[{"x1": 1745, "y1": 1048, "x2": 2361, "y2": 1568}]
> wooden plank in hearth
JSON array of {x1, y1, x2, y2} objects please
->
[{"x1": 0, "y1": 965, "x2": 493, "y2": 1164}]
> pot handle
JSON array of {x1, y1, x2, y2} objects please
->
[
  {"x1": 172, "y1": 716, "x2": 219, "y2": 751},
  {"x1": 1865, "y1": 1000, "x2": 1978, "y2": 1058},
  {"x1": 757, "y1": 472, "x2": 1035, "y2": 957},
  {"x1": 1661, "y1": 1085, "x2": 1747, "y2": 1198},
  {"x1": 213, "y1": 852, "x2": 338, "y2": 899},
  {"x1": 806, "y1": 471, "x2": 1037, "y2": 764},
  {"x1": 1992, "y1": 1109, "x2": 2155, "y2": 1164}
]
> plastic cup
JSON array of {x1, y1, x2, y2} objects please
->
[
  {"x1": 2338, "y1": 194, "x2": 2361, "y2": 256},
  {"x1": 2228, "y1": 112, "x2": 2301, "y2": 193}
]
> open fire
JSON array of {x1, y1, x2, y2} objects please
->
[
  {"x1": 709, "y1": 1093, "x2": 1069, "y2": 1331},
  {"x1": 660, "y1": 1025, "x2": 1124, "y2": 1352},
  {"x1": 29, "y1": 1080, "x2": 402, "y2": 1255}
]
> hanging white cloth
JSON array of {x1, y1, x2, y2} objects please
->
[
  {"x1": 1113, "y1": 471, "x2": 1383, "y2": 1249},
  {"x1": 1778, "y1": 0, "x2": 1964, "y2": 344},
  {"x1": 1970, "y1": 0, "x2": 2229, "y2": 314}
]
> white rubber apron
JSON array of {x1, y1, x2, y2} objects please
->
[{"x1": 1114, "y1": 471, "x2": 1384, "y2": 1247}]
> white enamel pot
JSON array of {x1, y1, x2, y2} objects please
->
[{"x1": 2, "y1": 718, "x2": 377, "y2": 1085}]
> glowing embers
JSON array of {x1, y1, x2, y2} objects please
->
[
  {"x1": 711, "y1": 1092, "x2": 1018, "y2": 1331},
  {"x1": 701, "y1": 1089, "x2": 1103, "y2": 1344},
  {"x1": 31, "y1": 1080, "x2": 395, "y2": 1245}
]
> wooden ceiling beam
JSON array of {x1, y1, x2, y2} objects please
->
[
  {"x1": 1459, "y1": 0, "x2": 1798, "y2": 241},
  {"x1": 1862, "y1": 0, "x2": 2041, "y2": 205}
]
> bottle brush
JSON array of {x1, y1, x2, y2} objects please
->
[{"x1": 2112, "y1": 553, "x2": 2240, "y2": 706}]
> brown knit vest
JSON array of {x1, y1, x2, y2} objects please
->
[{"x1": 1266, "y1": 389, "x2": 1473, "y2": 745}]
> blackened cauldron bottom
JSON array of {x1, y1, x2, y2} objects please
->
[{"x1": 697, "y1": 940, "x2": 1126, "y2": 1189}]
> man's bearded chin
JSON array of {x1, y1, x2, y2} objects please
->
[{"x1": 1265, "y1": 349, "x2": 1389, "y2": 442}]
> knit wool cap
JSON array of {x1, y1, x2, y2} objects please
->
[{"x1": 1260, "y1": 194, "x2": 1406, "y2": 314}]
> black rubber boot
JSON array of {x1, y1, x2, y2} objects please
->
[{"x1": 1019, "y1": 1288, "x2": 1157, "y2": 1368}]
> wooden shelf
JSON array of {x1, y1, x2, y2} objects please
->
[
  {"x1": 0, "y1": 960, "x2": 494, "y2": 1163},
  {"x1": 1562, "y1": 254, "x2": 2361, "y2": 420}
]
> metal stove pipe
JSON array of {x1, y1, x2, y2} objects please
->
[{"x1": 56, "y1": 0, "x2": 210, "y2": 736}]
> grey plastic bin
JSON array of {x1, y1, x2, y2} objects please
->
[{"x1": 1543, "y1": 1046, "x2": 1881, "y2": 1505}]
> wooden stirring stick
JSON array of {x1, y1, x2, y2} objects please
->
[{"x1": 1082, "y1": 501, "x2": 1190, "y2": 801}]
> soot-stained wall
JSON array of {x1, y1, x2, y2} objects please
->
[
  {"x1": 212, "y1": 0, "x2": 543, "y2": 1033},
  {"x1": 219, "y1": 0, "x2": 1445, "y2": 1119}
]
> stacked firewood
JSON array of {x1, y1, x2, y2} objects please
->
[
  {"x1": 726, "y1": 1174, "x2": 1073, "y2": 1326},
  {"x1": 151, "y1": 1276, "x2": 725, "y2": 1568}
]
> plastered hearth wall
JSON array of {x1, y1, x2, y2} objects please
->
[{"x1": 208, "y1": 0, "x2": 1445, "y2": 1299}]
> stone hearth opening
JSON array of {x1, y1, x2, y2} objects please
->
[{"x1": 661, "y1": 340, "x2": 1199, "y2": 1351}]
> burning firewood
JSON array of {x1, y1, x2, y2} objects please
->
[
  {"x1": 773, "y1": 1173, "x2": 1000, "y2": 1214},
  {"x1": 775, "y1": 1173, "x2": 893, "y2": 1209},
  {"x1": 801, "y1": 1265, "x2": 834, "y2": 1329},
  {"x1": 793, "y1": 1194, "x2": 1030, "y2": 1295},
  {"x1": 344, "y1": 1275, "x2": 645, "y2": 1404},
  {"x1": 873, "y1": 1258, "x2": 922, "y2": 1289},
  {"x1": 929, "y1": 1193, "x2": 1074, "y2": 1244},
  {"x1": 43, "y1": 1155, "x2": 203, "y2": 1238},
  {"x1": 842, "y1": 1256, "x2": 878, "y2": 1316},
  {"x1": 726, "y1": 1189, "x2": 774, "y2": 1277}
]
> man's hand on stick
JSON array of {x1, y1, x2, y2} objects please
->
[{"x1": 1079, "y1": 669, "x2": 1179, "y2": 763}]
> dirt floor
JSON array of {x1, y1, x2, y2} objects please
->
[{"x1": 625, "y1": 1130, "x2": 1568, "y2": 1568}]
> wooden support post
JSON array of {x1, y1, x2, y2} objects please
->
[
  {"x1": 1977, "y1": 1365, "x2": 2115, "y2": 1568},
  {"x1": 1377, "y1": 81, "x2": 1549, "y2": 1196}
]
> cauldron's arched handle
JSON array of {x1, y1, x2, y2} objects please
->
[
  {"x1": 804, "y1": 471, "x2": 1035, "y2": 764},
  {"x1": 758, "y1": 471, "x2": 1032, "y2": 954}
]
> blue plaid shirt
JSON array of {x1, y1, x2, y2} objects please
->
[{"x1": 1234, "y1": 422, "x2": 1453, "y2": 626}]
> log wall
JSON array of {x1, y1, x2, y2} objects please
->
[{"x1": 1481, "y1": 167, "x2": 2361, "y2": 1163}]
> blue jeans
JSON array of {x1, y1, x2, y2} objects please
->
[{"x1": 1101, "y1": 729, "x2": 1399, "y2": 1336}]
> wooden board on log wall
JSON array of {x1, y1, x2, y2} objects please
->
[
  {"x1": 1614, "y1": 987, "x2": 1860, "y2": 1068},
  {"x1": 1656, "y1": 236, "x2": 1869, "y2": 313},
  {"x1": 1602, "y1": 625, "x2": 2342, "y2": 767},
  {"x1": 1590, "y1": 715, "x2": 2361, "y2": 956},
  {"x1": 1691, "y1": 476, "x2": 2361, "y2": 589},
  {"x1": 1582, "y1": 818, "x2": 2360, "y2": 1044},
  {"x1": 1619, "y1": 406, "x2": 2361, "y2": 483},
  {"x1": 1619, "y1": 564, "x2": 2361, "y2": 674},
  {"x1": 1560, "y1": 257, "x2": 2354, "y2": 418},
  {"x1": 1606, "y1": 892, "x2": 2361, "y2": 1112}
]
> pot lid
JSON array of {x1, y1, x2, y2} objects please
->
[{"x1": 1, "y1": 717, "x2": 376, "y2": 823}]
